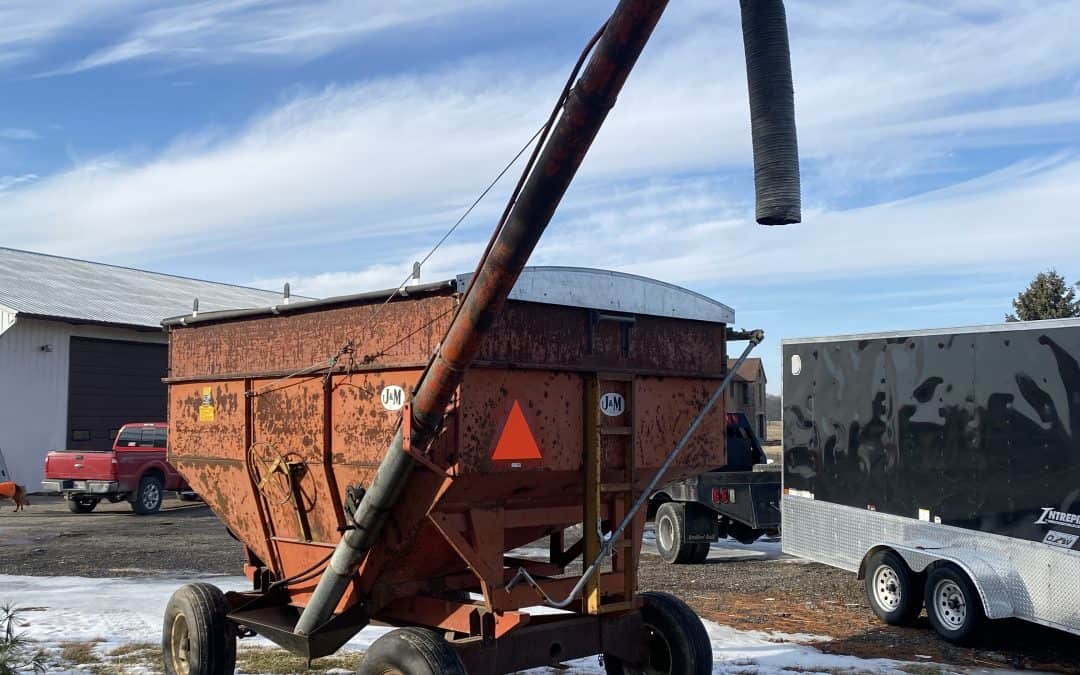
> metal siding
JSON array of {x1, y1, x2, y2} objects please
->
[
  {"x1": 0, "y1": 318, "x2": 166, "y2": 489},
  {"x1": 783, "y1": 496, "x2": 1080, "y2": 635}
]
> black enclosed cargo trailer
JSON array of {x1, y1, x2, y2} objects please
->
[{"x1": 782, "y1": 318, "x2": 1080, "y2": 643}]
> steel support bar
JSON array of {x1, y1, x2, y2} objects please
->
[{"x1": 294, "y1": 0, "x2": 671, "y2": 636}]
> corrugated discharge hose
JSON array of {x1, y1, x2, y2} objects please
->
[{"x1": 741, "y1": 0, "x2": 801, "y2": 225}]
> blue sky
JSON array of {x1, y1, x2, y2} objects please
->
[{"x1": 2, "y1": 1, "x2": 1080, "y2": 393}]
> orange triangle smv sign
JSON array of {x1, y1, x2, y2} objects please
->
[{"x1": 492, "y1": 400, "x2": 543, "y2": 461}]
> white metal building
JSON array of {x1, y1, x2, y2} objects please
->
[{"x1": 0, "y1": 247, "x2": 287, "y2": 490}]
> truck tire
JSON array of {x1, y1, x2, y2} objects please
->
[
  {"x1": 66, "y1": 496, "x2": 100, "y2": 514},
  {"x1": 358, "y1": 627, "x2": 466, "y2": 675},
  {"x1": 603, "y1": 592, "x2": 712, "y2": 675},
  {"x1": 864, "y1": 550, "x2": 922, "y2": 625},
  {"x1": 656, "y1": 503, "x2": 710, "y2": 564},
  {"x1": 132, "y1": 475, "x2": 164, "y2": 515},
  {"x1": 925, "y1": 565, "x2": 984, "y2": 644},
  {"x1": 162, "y1": 583, "x2": 236, "y2": 675}
]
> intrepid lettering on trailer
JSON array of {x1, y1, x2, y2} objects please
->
[{"x1": 1034, "y1": 507, "x2": 1080, "y2": 530}]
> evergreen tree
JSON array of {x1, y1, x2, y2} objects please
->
[{"x1": 1006, "y1": 269, "x2": 1080, "y2": 322}]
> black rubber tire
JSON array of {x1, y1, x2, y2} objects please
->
[
  {"x1": 132, "y1": 475, "x2": 164, "y2": 515},
  {"x1": 604, "y1": 592, "x2": 712, "y2": 675},
  {"x1": 687, "y1": 542, "x2": 710, "y2": 564},
  {"x1": 66, "y1": 496, "x2": 99, "y2": 514},
  {"x1": 655, "y1": 503, "x2": 703, "y2": 564},
  {"x1": 162, "y1": 583, "x2": 236, "y2": 675},
  {"x1": 925, "y1": 565, "x2": 984, "y2": 644},
  {"x1": 864, "y1": 550, "x2": 923, "y2": 626},
  {"x1": 358, "y1": 627, "x2": 466, "y2": 675},
  {"x1": 727, "y1": 521, "x2": 763, "y2": 546}
]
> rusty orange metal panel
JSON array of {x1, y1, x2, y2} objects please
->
[
  {"x1": 248, "y1": 377, "x2": 343, "y2": 545},
  {"x1": 168, "y1": 294, "x2": 456, "y2": 380},
  {"x1": 458, "y1": 369, "x2": 584, "y2": 474},
  {"x1": 633, "y1": 376, "x2": 726, "y2": 480},
  {"x1": 475, "y1": 304, "x2": 727, "y2": 377},
  {"x1": 168, "y1": 379, "x2": 276, "y2": 568}
]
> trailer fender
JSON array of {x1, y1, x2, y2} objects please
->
[{"x1": 858, "y1": 544, "x2": 1015, "y2": 621}]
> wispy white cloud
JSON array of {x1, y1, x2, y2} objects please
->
[
  {"x1": 0, "y1": 174, "x2": 38, "y2": 191},
  {"x1": 0, "y1": 0, "x2": 134, "y2": 68},
  {"x1": 53, "y1": 0, "x2": 512, "y2": 74},
  {"x1": 2, "y1": 0, "x2": 1079, "y2": 299},
  {"x1": 259, "y1": 156, "x2": 1080, "y2": 298},
  {"x1": 0, "y1": 128, "x2": 39, "y2": 141}
]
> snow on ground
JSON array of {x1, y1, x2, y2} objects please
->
[{"x1": 0, "y1": 573, "x2": 980, "y2": 674}]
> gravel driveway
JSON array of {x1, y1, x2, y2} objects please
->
[{"x1": 2, "y1": 495, "x2": 1078, "y2": 672}]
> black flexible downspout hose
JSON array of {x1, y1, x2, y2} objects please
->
[{"x1": 740, "y1": 0, "x2": 801, "y2": 225}]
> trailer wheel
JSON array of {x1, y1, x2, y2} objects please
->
[
  {"x1": 925, "y1": 565, "x2": 984, "y2": 644},
  {"x1": 604, "y1": 592, "x2": 711, "y2": 675},
  {"x1": 655, "y1": 503, "x2": 704, "y2": 564},
  {"x1": 162, "y1": 583, "x2": 236, "y2": 675},
  {"x1": 358, "y1": 627, "x2": 465, "y2": 675},
  {"x1": 132, "y1": 475, "x2": 164, "y2": 515},
  {"x1": 864, "y1": 550, "x2": 922, "y2": 625},
  {"x1": 66, "y1": 496, "x2": 99, "y2": 514}
]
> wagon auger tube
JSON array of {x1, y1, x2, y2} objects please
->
[{"x1": 294, "y1": 0, "x2": 672, "y2": 637}]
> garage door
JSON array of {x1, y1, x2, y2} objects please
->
[{"x1": 67, "y1": 337, "x2": 168, "y2": 451}]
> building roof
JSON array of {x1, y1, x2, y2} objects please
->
[
  {"x1": 0, "y1": 247, "x2": 289, "y2": 330},
  {"x1": 729, "y1": 357, "x2": 765, "y2": 382}
]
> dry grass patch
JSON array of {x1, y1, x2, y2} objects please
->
[
  {"x1": 59, "y1": 640, "x2": 104, "y2": 665},
  {"x1": 237, "y1": 645, "x2": 364, "y2": 674}
]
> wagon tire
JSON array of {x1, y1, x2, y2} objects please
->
[
  {"x1": 687, "y1": 543, "x2": 710, "y2": 563},
  {"x1": 603, "y1": 591, "x2": 712, "y2": 675},
  {"x1": 655, "y1": 503, "x2": 702, "y2": 564},
  {"x1": 132, "y1": 475, "x2": 164, "y2": 514},
  {"x1": 864, "y1": 549, "x2": 923, "y2": 626},
  {"x1": 162, "y1": 583, "x2": 236, "y2": 675},
  {"x1": 66, "y1": 496, "x2": 99, "y2": 514},
  {"x1": 358, "y1": 627, "x2": 466, "y2": 675},
  {"x1": 925, "y1": 565, "x2": 984, "y2": 644}
]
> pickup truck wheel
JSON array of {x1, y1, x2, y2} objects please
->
[
  {"x1": 132, "y1": 475, "x2": 164, "y2": 515},
  {"x1": 66, "y1": 496, "x2": 99, "y2": 514},
  {"x1": 655, "y1": 503, "x2": 704, "y2": 565},
  {"x1": 162, "y1": 583, "x2": 236, "y2": 675},
  {"x1": 687, "y1": 543, "x2": 709, "y2": 563},
  {"x1": 603, "y1": 592, "x2": 712, "y2": 675}
]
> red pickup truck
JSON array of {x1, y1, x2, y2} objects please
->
[{"x1": 42, "y1": 422, "x2": 188, "y2": 515}]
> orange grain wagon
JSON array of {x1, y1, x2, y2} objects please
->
[{"x1": 157, "y1": 0, "x2": 798, "y2": 672}]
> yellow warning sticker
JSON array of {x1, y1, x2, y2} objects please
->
[{"x1": 198, "y1": 386, "x2": 215, "y2": 423}]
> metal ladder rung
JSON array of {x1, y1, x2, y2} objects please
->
[
  {"x1": 600, "y1": 426, "x2": 632, "y2": 436},
  {"x1": 600, "y1": 482, "x2": 633, "y2": 494}
]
